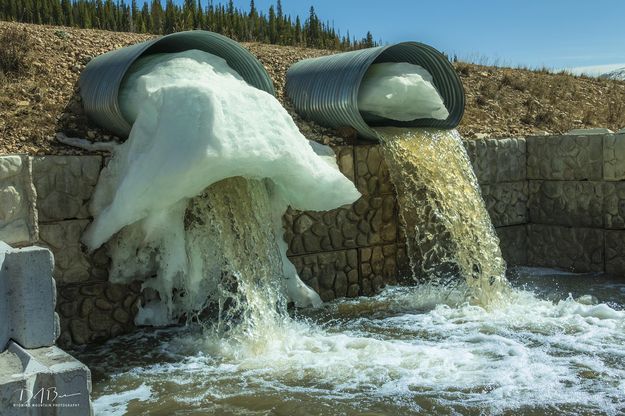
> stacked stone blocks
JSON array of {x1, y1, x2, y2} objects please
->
[
  {"x1": 527, "y1": 132, "x2": 625, "y2": 273},
  {"x1": 464, "y1": 138, "x2": 528, "y2": 265},
  {"x1": 284, "y1": 145, "x2": 407, "y2": 301},
  {"x1": 4, "y1": 132, "x2": 625, "y2": 348}
]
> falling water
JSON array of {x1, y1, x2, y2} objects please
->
[
  {"x1": 183, "y1": 177, "x2": 288, "y2": 342},
  {"x1": 376, "y1": 127, "x2": 509, "y2": 305}
]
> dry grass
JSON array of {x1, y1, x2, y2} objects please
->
[
  {"x1": 455, "y1": 62, "x2": 625, "y2": 137},
  {"x1": 0, "y1": 26, "x2": 32, "y2": 80}
]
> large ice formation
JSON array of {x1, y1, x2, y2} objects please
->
[
  {"x1": 83, "y1": 50, "x2": 360, "y2": 325},
  {"x1": 358, "y1": 62, "x2": 450, "y2": 121}
]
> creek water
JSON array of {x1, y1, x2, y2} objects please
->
[{"x1": 77, "y1": 271, "x2": 625, "y2": 415}]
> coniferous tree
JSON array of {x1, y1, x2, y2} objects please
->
[{"x1": 1, "y1": 0, "x2": 379, "y2": 50}]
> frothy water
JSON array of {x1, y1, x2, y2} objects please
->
[
  {"x1": 377, "y1": 128, "x2": 508, "y2": 305},
  {"x1": 80, "y1": 276, "x2": 625, "y2": 415}
]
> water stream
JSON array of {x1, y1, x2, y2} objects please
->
[
  {"x1": 79, "y1": 274, "x2": 625, "y2": 415},
  {"x1": 376, "y1": 127, "x2": 508, "y2": 306}
]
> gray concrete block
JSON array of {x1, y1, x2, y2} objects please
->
[
  {"x1": 496, "y1": 225, "x2": 527, "y2": 266},
  {"x1": 527, "y1": 224, "x2": 604, "y2": 272},
  {"x1": 567, "y1": 128, "x2": 613, "y2": 135},
  {"x1": 606, "y1": 230, "x2": 625, "y2": 275},
  {"x1": 603, "y1": 133, "x2": 625, "y2": 181},
  {"x1": 603, "y1": 181, "x2": 625, "y2": 229},
  {"x1": 481, "y1": 181, "x2": 528, "y2": 227},
  {"x1": 354, "y1": 145, "x2": 394, "y2": 195},
  {"x1": 529, "y1": 180, "x2": 603, "y2": 228},
  {"x1": 527, "y1": 135, "x2": 603, "y2": 180},
  {"x1": 38, "y1": 220, "x2": 96, "y2": 284},
  {"x1": 464, "y1": 138, "x2": 526, "y2": 184},
  {"x1": 32, "y1": 156, "x2": 102, "y2": 222},
  {"x1": 1, "y1": 243, "x2": 59, "y2": 350},
  {"x1": 0, "y1": 155, "x2": 38, "y2": 245},
  {"x1": 0, "y1": 340, "x2": 92, "y2": 415}
]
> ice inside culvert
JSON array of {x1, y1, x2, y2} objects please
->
[
  {"x1": 358, "y1": 62, "x2": 450, "y2": 122},
  {"x1": 82, "y1": 49, "x2": 360, "y2": 325}
]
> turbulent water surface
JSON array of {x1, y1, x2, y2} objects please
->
[{"x1": 76, "y1": 271, "x2": 625, "y2": 416}]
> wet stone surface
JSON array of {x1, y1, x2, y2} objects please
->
[
  {"x1": 288, "y1": 249, "x2": 359, "y2": 302},
  {"x1": 283, "y1": 195, "x2": 398, "y2": 255}
]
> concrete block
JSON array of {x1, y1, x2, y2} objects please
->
[
  {"x1": 527, "y1": 135, "x2": 602, "y2": 180},
  {"x1": 603, "y1": 182, "x2": 625, "y2": 229},
  {"x1": 529, "y1": 180, "x2": 603, "y2": 228},
  {"x1": 32, "y1": 156, "x2": 102, "y2": 222},
  {"x1": 359, "y1": 244, "x2": 402, "y2": 292},
  {"x1": 1, "y1": 243, "x2": 59, "y2": 350},
  {"x1": 354, "y1": 145, "x2": 394, "y2": 195},
  {"x1": 527, "y1": 224, "x2": 604, "y2": 272},
  {"x1": 38, "y1": 220, "x2": 104, "y2": 284},
  {"x1": 333, "y1": 146, "x2": 355, "y2": 183},
  {"x1": 464, "y1": 138, "x2": 526, "y2": 184},
  {"x1": 605, "y1": 230, "x2": 625, "y2": 275},
  {"x1": 284, "y1": 195, "x2": 398, "y2": 256},
  {"x1": 288, "y1": 249, "x2": 358, "y2": 302},
  {"x1": 567, "y1": 128, "x2": 613, "y2": 135},
  {"x1": 481, "y1": 181, "x2": 528, "y2": 227},
  {"x1": 496, "y1": 225, "x2": 527, "y2": 266},
  {"x1": 603, "y1": 133, "x2": 625, "y2": 181},
  {"x1": 0, "y1": 155, "x2": 38, "y2": 245},
  {"x1": 0, "y1": 340, "x2": 92, "y2": 415}
]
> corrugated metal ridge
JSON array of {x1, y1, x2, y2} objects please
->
[
  {"x1": 286, "y1": 42, "x2": 465, "y2": 141},
  {"x1": 79, "y1": 30, "x2": 275, "y2": 138}
]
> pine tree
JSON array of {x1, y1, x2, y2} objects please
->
[
  {"x1": 163, "y1": 0, "x2": 176, "y2": 33},
  {"x1": 2, "y1": 0, "x2": 378, "y2": 51}
]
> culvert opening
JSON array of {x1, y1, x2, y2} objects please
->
[{"x1": 286, "y1": 42, "x2": 465, "y2": 141}]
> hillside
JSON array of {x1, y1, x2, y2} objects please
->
[{"x1": 1, "y1": 21, "x2": 625, "y2": 155}]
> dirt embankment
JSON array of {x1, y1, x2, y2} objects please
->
[{"x1": 1, "y1": 21, "x2": 624, "y2": 155}]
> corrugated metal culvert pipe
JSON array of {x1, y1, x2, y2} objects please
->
[
  {"x1": 79, "y1": 30, "x2": 275, "y2": 138},
  {"x1": 286, "y1": 42, "x2": 465, "y2": 141}
]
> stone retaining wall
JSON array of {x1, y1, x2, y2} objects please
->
[
  {"x1": 2, "y1": 132, "x2": 624, "y2": 346},
  {"x1": 526, "y1": 132, "x2": 625, "y2": 273}
]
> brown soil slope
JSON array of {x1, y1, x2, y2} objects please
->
[{"x1": 1, "y1": 21, "x2": 624, "y2": 155}]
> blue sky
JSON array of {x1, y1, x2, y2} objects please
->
[{"x1": 224, "y1": 0, "x2": 625, "y2": 75}]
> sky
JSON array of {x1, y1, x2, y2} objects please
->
[{"x1": 226, "y1": 0, "x2": 625, "y2": 75}]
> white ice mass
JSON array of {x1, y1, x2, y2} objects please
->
[
  {"x1": 358, "y1": 62, "x2": 450, "y2": 121},
  {"x1": 82, "y1": 50, "x2": 360, "y2": 324}
]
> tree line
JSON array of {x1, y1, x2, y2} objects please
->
[{"x1": 0, "y1": 0, "x2": 379, "y2": 50}]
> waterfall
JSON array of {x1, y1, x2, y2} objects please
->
[{"x1": 376, "y1": 127, "x2": 509, "y2": 305}]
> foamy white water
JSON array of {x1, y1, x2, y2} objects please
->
[{"x1": 81, "y1": 276, "x2": 625, "y2": 415}]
